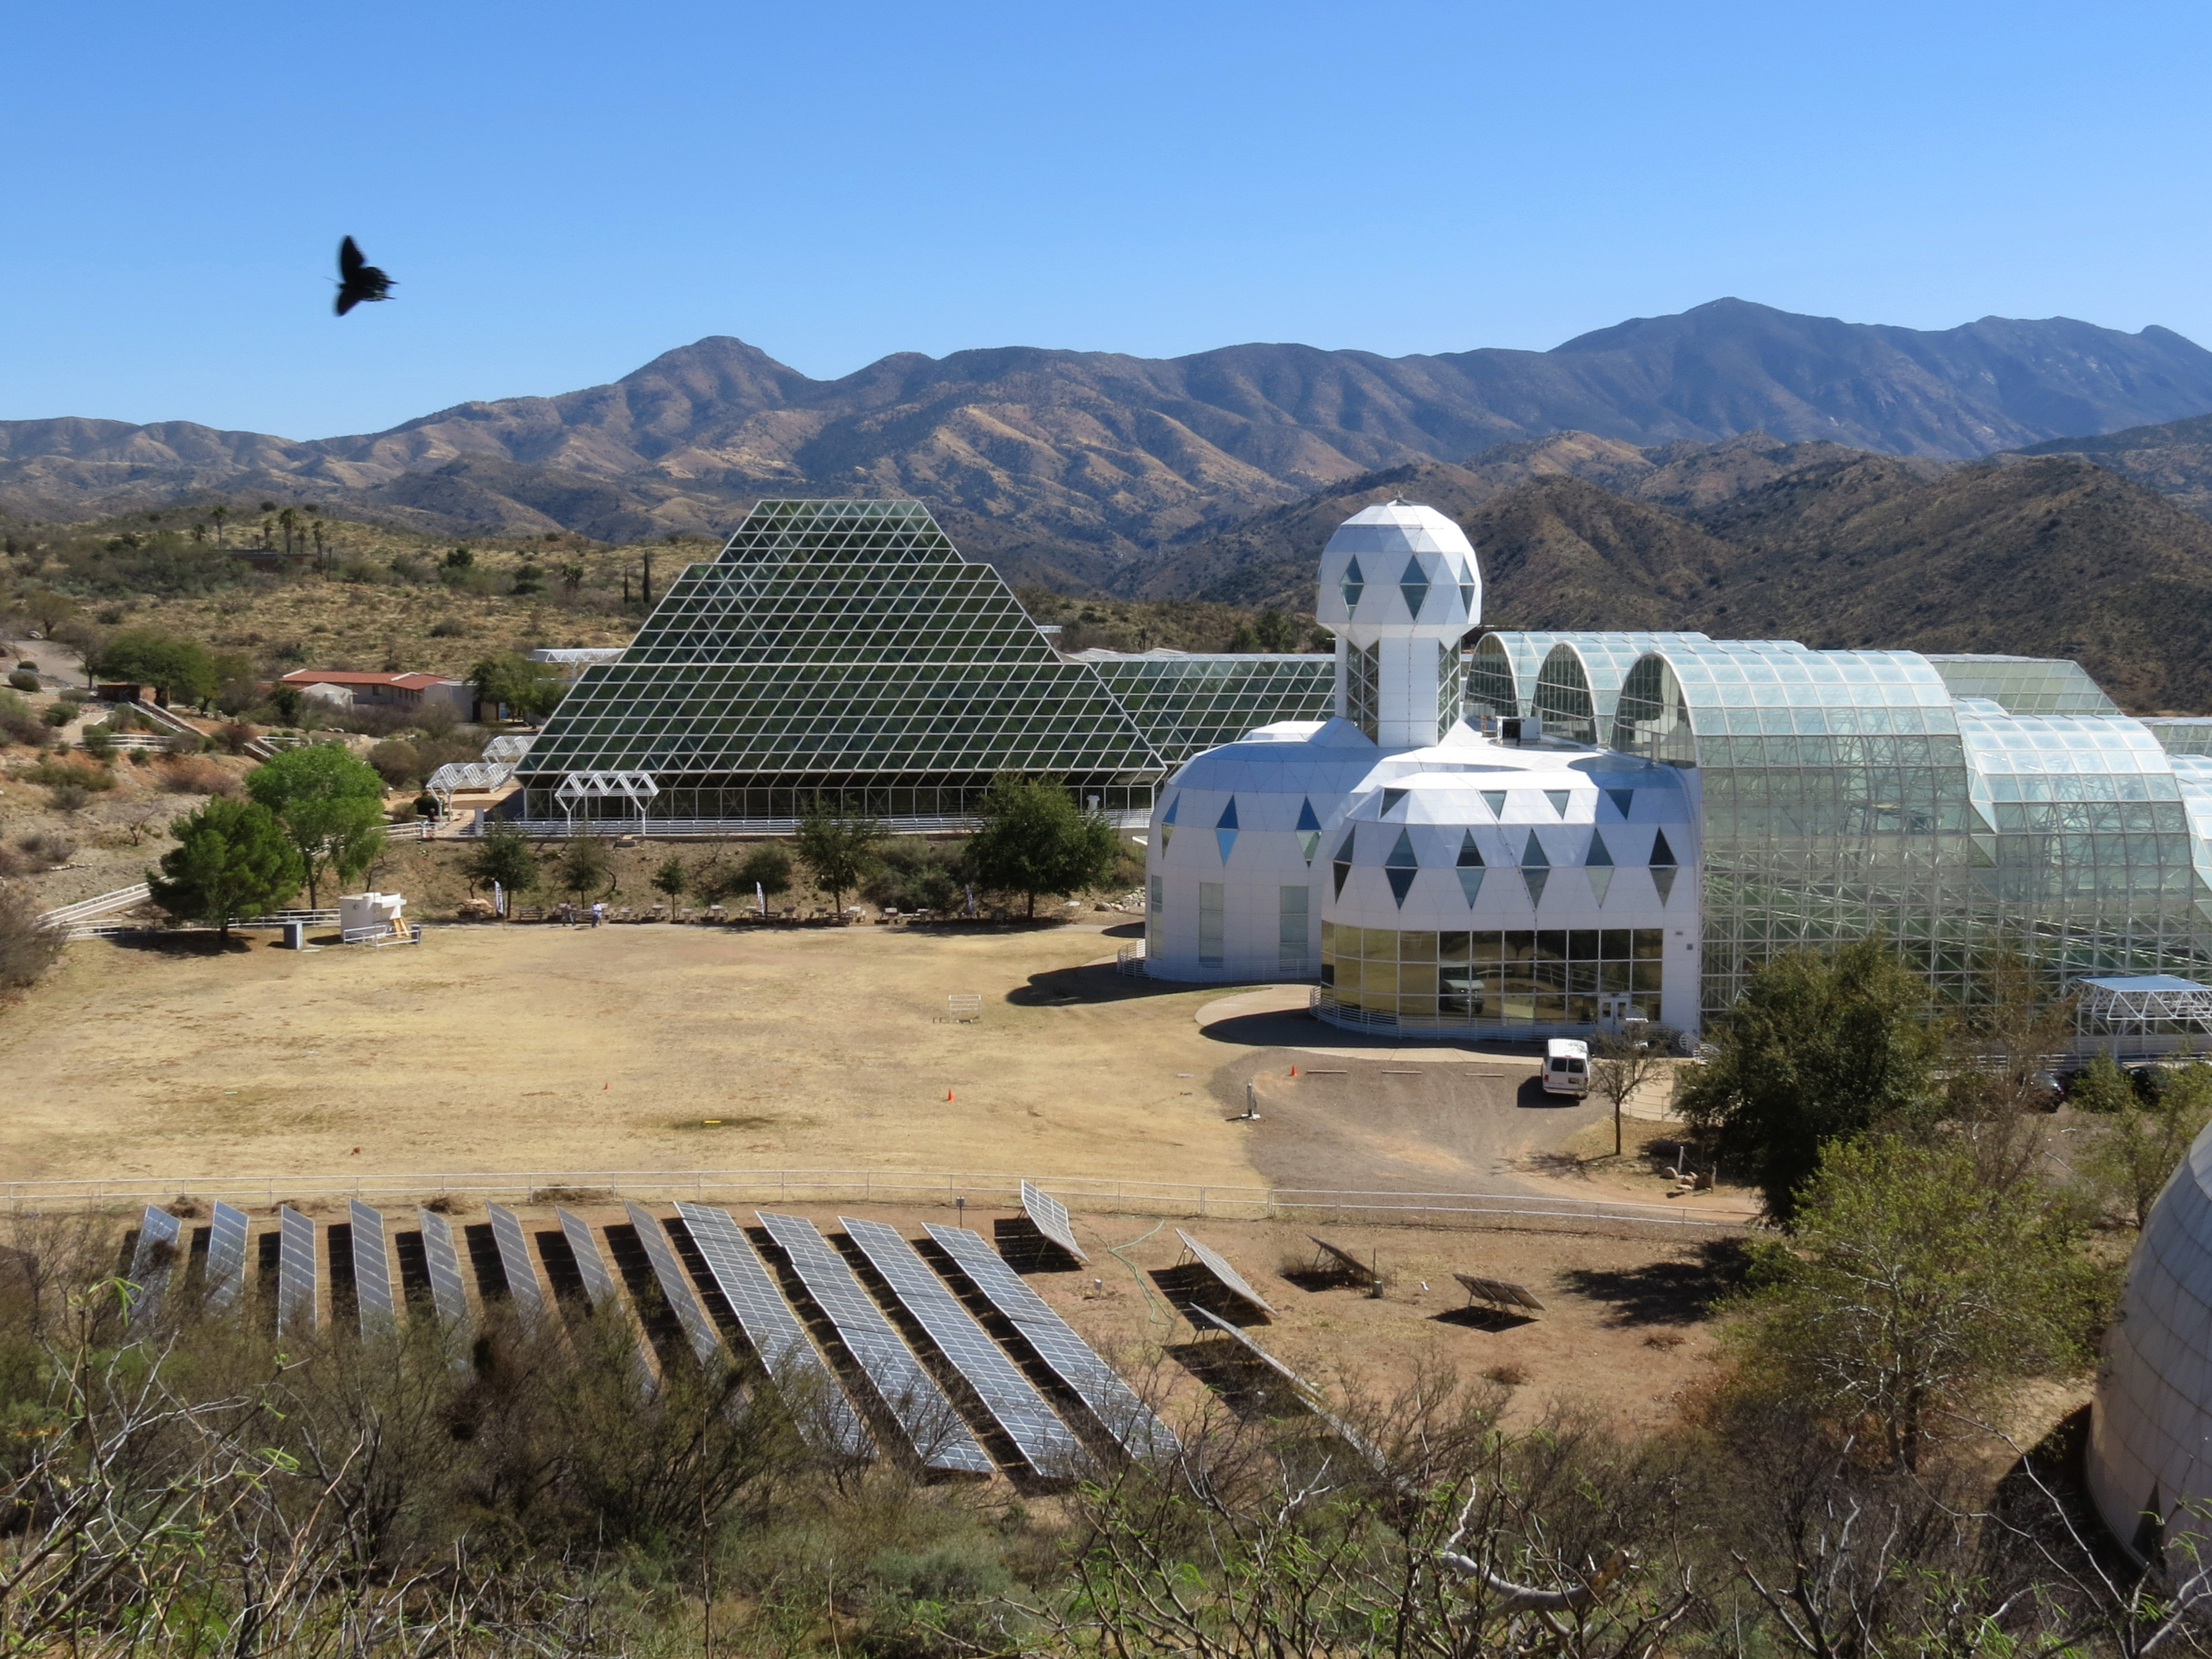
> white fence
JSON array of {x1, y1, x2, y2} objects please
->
[
  {"x1": 0, "y1": 1167, "x2": 1749, "y2": 1234},
  {"x1": 38, "y1": 883, "x2": 151, "y2": 929}
]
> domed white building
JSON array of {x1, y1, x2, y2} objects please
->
[
  {"x1": 1141, "y1": 502, "x2": 1704, "y2": 1038},
  {"x1": 2090, "y1": 1123, "x2": 2212, "y2": 1570}
]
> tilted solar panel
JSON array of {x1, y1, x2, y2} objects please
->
[
  {"x1": 1190, "y1": 1307, "x2": 1386, "y2": 1474},
  {"x1": 623, "y1": 1201, "x2": 723, "y2": 1368},
  {"x1": 1307, "y1": 1236, "x2": 1382, "y2": 1287},
  {"x1": 349, "y1": 1200, "x2": 396, "y2": 1336},
  {"x1": 841, "y1": 1216, "x2": 1081, "y2": 1476},
  {"x1": 417, "y1": 1208, "x2": 471, "y2": 1328},
  {"x1": 1020, "y1": 1181, "x2": 1087, "y2": 1262},
  {"x1": 485, "y1": 1203, "x2": 545, "y2": 1314},
  {"x1": 557, "y1": 1209, "x2": 621, "y2": 1309},
  {"x1": 756, "y1": 1211, "x2": 991, "y2": 1474},
  {"x1": 1176, "y1": 1229, "x2": 1275, "y2": 1317},
  {"x1": 673, "y1": 1203, "x2": 873, "y2": 1459},
  {"x1": 924, "y1": 1222, "x2": 1179, "y2": 1462},
  {"x1": 1452, "y1": 1271, "x2": 1547, "y2": 1313},
  {"x1": 206, "y1": 1201, "x2": 250, "y2": 1311},
  {"x1": 276, "y1": 1208, "x2": 318, "y2": 1337},
  {"x1": 126, "y1": 1205, "x2": 181, "y2": 1326}
]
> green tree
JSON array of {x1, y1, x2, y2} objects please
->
[
  {"x1": 1675, "y1": 937, "x2": 1945, "y2": 1219},
  {"x1": 463, "y1": 820, "x2": 540, "y2": 918},
  {"x1": 243, "y1": 743, "x2": 388, "y2": 908},
  {"x1": 147, "y1": 798, "x2": 303, "y2": 940},
  {"x1": 559, "y1": 835, "x2": 612, "y2": 904},
  {"x1": 268, "y1": 683, "x2": 304, "y2": 726},
  {"x1": 1725, "y1": 1137, "x2": 2107, "y2": 1472},
  {"x1": 2083, "y1": 1061, "x2": 2212, "y2": 1229},
  {"x1": 735, "y1": 843, "x2": 793, "y2": 907},
  {"x1": 965, "y1": 774, "x2": 1120, "y2": 920},
  {"x1": 650, "y1": 856, "x2": 689, "y2": 905},
  {"x1": 793, "y1": 799, "x2": 884, "y2": 915},
  {"x1": 1589, "y1": 1028, "x2": 1678, "y2": 1159},
  {"x1": 2067, "y1": 1051, "x2": 2133, "y2": 1113},
  {"x1": 468, "y1": 653, "x2": 567, "y2": 723},
  {"x1": 1253, "y1": 608, "x2": 1293, "y2": 651},
  {"x1": 89, "y1": 628, "x2": 219, "y2": 706}
]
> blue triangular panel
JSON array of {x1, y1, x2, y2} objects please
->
[
  {"x1": 1381, "y1": 788, "x2": 1407, "y2": 815},
  {"x1": 1587, "y1": 830, "x2": 1614, "y2": 868},
  {"x1": 1456, "y1": 830, "x2": 1484, "y2": 868},
  {"x1": 1217, "y1": 828, "x2": 1237, "y2": 861},
  {"x1": 1216, "y1": 798, "x2": 1238, "y2": 830},
  {"x1": 1481, "y1": 791, "x2": 1506, "y2": 817},
  {"x1": 1544, "y1": 790, "x2": 1571, "y2": 816},
  {"x1": 1399, "y1": 556, "x2": 1430, "y2": 617},
  {"x1": 1650, "y1": 828, "x2": 1678, "y2": 868},
  {"x1": 1605, "y1": 788, "x2": 1634, "y2": 819},
  {"x1": 1521, "y1": 830, "x2": 1549, "y2": 869},
  {"x1": 1340, "y1": 558, "x2": 1365, "y2": 610},
  {"x1": 1523, "y1": 867, "x2": 1549, "y2": 907},
  {"x1": 1458, "y1": 867, "x2": 1484, "y2": 905},
  {"x1": 1386, "y1": 865, "x2": 1417, "y2": 907},
  {"x1": 1385, "y1": 828, "x2": 1417, "y2": 869},
  {"x1": 1295, "y1": 798, "x2": 1320, "y2": 832}
]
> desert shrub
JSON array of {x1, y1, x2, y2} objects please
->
[
  {"x1": 54, "y1": 685, "x2": 86, "y2": 704},
  {"x1": 79, "y1": 723, "x2": 114, "y2": 759},
  {"x1": 367, "y1": 738, "x2": 422, "y2": 788},
  {"x1": 6, "y1": 670, "x2": 36, "y2": 693},
  {"x1": 217, "y1": 721, "x2": 253, "y2": 755},
  {"x1": 865, "y1": 838, "x2": 968, "y2": 913},
  {"x1": 19, "y1": 759, "x2": 113, "y2": 792},
  {"x1": 46, "y1": 783, "x2": 90, "y2": 812},
  {"x1": 17, "y1": 831, "x2": 75, "y2": 868},
  {"x1": 39, "y1": 704, "x2": 71, "y2": 729},
  {"x1": 164, "y1": 731, "x2": 207, "y2": 757},
  {"x1": 0, "y1": 889, "x2": 62, "y2": 991},
  {"x1": 161, "y1": 755, "x2": 241, "y2": 796},
  {"x1": 428, "y1": 617, "x2": 469, "y2": 638},
  {"x1": 0, "y1": 690, "x2": 43, "y2": 749}
]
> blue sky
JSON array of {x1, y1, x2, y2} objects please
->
[{"x1": 6, "y1": 0, "x2": 2209, "y2": 438}]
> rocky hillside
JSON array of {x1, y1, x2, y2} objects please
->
[{"x1": 8, "y1": 300, "x2": 2212, "y2": 560}]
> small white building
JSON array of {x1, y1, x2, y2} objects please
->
[{"x1": 1142, "y1": 501, "x2": 1701, "y2": 1039}]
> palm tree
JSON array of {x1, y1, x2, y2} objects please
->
[
  {"x1": 209, "y1": 505, "x2": 229, "y2": 548},
  {"x1": 277, "y1": 507, "x2": 298, "y2": 556}
]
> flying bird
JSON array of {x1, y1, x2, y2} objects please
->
[{"x1": 334, "y1": 236, "x2": 395, "y2": 315}]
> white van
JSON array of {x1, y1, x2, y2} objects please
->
[{"x1": 1542, "y1": 1037, "x2": 1590, "y2": 1097}]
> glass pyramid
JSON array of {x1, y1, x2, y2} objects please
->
[
  {"x1": 517, "y1": 500, "x2": 1168, "y2": 824},
  {"x1": 1086, "y1": 654, "x2": 1334, "y2": 763}
]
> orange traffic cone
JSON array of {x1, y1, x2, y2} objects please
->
[
  {"x1": 1290, "y1": 1065, "x2": 1298, "y2": 1077},
  {"x1": 947, "y1": 1088, "x2": 955, "y2": 1102}
]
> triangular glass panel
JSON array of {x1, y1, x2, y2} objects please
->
[
  {"x1": 1605, "y1": 788, "x2": 1634, "y2": 818},
  {"x1": 1339, "y1": 557, "x2": 1365, "y2": 611},
  {"x1": 1457, "y1": 867, "x2": 1484, "y2": 905},
  {"x1": 1587, "y1": 867, "x2": 1614, "y2": 905},
  {"x1": 1295, "y1": 798, "x2": 1320, "y2": 833},
  {"x1": 1298, "y1": 830, "x2": 1320, "y2": 864},
  {"x1": 1649, "y1": 827, "x2": 1677, "y2": 868},
  {"x1": 1545, "y1": 790, "x2": 1571, "y2": 816},
  {"x1": 1333, "y1": 827, "x2": 1356, "y2": 899},
  {"x1": 1969, "y1": 833, "x2": 1996, "y2": 868},
  {"x1": 1384, "y1": 829, "x2": 1418, "y2": 906},
  {"x1": 1521, "y1": 831, "x2": 1549, "y2": 869},
  {"x1": 1586, "y1": 830, "x2": 1614, "y2": 868},
  {"x1": 1481, "y1": 791, "x2": 1507, "y2": 818},
  {"x1": 1216, "y1": 798, "x2": 1239, "y2": 861},
  {"x1": 1652, "y1": 865, "x2": 1677, "y2": 904},
  {"x1": 1217, "y1": 798, "x2": 1238, "y2": 830},
  {"x1": 1458, "y1": 562, "x2": 1476, "y2": 615},
  {"x1": 1456, "y1": 829, "x2": 1484, "y2": 868},
  {"x1": 1523, "y1": 867, "x2": 1549, "y2": 907},
  {"x1": 1381, "y1": 788, "x2": 1407, "y2": 816},
  {"x1": 1387, "y1": 866, "x2": 1418, "y2": 907},
  {"x1": 1399, "y1": 556, "x2": 1430, "y2": 617}
]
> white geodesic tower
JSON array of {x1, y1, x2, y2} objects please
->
[{"x1": 1312, "y1": 502, "x2": 1482, "y2": 750}]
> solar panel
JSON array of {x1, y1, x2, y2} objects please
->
[
  {"x1": 841, "y1": 1216, "x2": 1082, "y2": 1477},
  {"x1": 1189, "y1": 1307, "x2": 1388, "y2": 1474},
  {"x1": 206, "y1": 1202, "x2": 250, "y2": 1311},
  {"x1": 125, "y1": 1206, "x2": 181, "y2": 1326},
  {"x1": 349, "y1": 1201, "x2": 396, "y2": 1336},
  {"x1": 1452, "y1": 1272, "x2": 1547, "y2": 1314},
  {"x1": 673, "y1": 1203, "x2": 873, "y2": 1459},
  {"x1": 1306, "y1": 1236, "x2": 1382, "y2": 1287},
  {"x1": 756, "y1": 1211, "x2": 992, "y2": 1474},
  {"x1": 924, "y1": 1222, "x2": 1180, "y2": 1462},
  {"x1": 485, "y1": 1203, "x2": 545, "y2": 1315},
  {"x1": 1175, "y1": 1229, "x2": 1275, "y2": 1318},
  {"x1": 1020, "y1": 1181, "x2": 1087, "y2": 1262},
  {"x1": 622, "y1": 1201, "x2": 724, "y2": 1368},
  {"x1": 417, "y1": 1208, "x2": 470, "y2": 1328},
  {"x1": 556, "y1": 1209, "x2": 621, "y2": 1309},
  {"x1": 276, "y1": 1208, "x2": 318, "y2": 1336}
]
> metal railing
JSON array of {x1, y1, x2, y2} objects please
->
[
  {"x1": 494, "y1": 809, "x2": 1153, "y2": 839},
  {"x1": 0, "y1": 1167, "x2": 1749, "y2": 1233},
  {"x1": 1116, "y1": 943, "x2": 1147, "y2": 976},
  {"x1": 38, "y1": 883, "x2": 151, "y2": 929}
]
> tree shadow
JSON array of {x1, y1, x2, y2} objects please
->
[
  {"x1": 103, "y1": 931, "x2": 254, "y2": 955},
  {"x1": 1555, "y1": 1237, "x2": 1753, "y2": 1328}
]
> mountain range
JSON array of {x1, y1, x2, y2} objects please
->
[{"x1": 10, "y1": 298, "x2": 2212, "y2": 580}]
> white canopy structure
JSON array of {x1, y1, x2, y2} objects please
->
[
  {"x1": 553, "y1": 770, "x2": 660, "y2": 832},
  {"x1": 2074, "y1": 975, "x2": 2212, "y2": 1040}
]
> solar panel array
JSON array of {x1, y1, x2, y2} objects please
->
[
  {"x1": 1307, "y1": 1236, "x2": 1382, "y2": 1287},
  {"x1": 1452, "y1": 1272, "x2": 1547, "y2": 1314},
  {"x1": 557, "y1": 1209, "x2": 621, "y2": 1309},
  {"x1": 757, "y1": 1211, "x2": 992, "y2": 1474},
  {"x1": 623, "y1": 1201, "x2": 722, "y2": 1367},
  {"x1": 126, "y1": 1206, "x2": 181, "y2": 1327},
  {"x1": 841, "y1": 1216, "x2": 1081, "y2": 1476},
  {"x1": 1191, "y1": 1307, "x2": 1388, "y2": 1474},
  {"x1": 1175, "y1": 1229, "x2": 1275, "y2": 1318},
  {"x1": 486, "y1": 1202, "x2": 545, "y2": 1315},
  {"x1": 674, "y1": 1203, "x2": 873, "y2": 1459},
  {"x1": 350, "y1": 1200, "x2": 396, "y2": 1335},
  {"x1": 925, "y1": 1223, "x2": 1178, "y2": 1463},
  {"x1": 277, "y1": 1208, "x2": 318, "y2": 1336},
  {"x1": 206, "y1": 1202, "x2": 250, "y2": 1311},
  {"x1": 417, "y1": 1208, "x2": 470, "y2": 1328},
  {"x1": 1020, "y1": 1181, "x2": 1087, "y2": 1262}
]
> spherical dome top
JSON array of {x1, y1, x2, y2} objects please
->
[
  {"x1": 1315, "y1": 502, "x2": 1481, "y2": 632},
  {"x1": 2090, "y1": 1119, "x2": 2212, "y2": 1569}
]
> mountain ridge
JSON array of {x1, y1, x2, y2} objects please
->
[{"x1": 8, "y1": 299, "x2": 2212, "y2": 557}]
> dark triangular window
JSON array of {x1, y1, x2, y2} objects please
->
[
  {"x1": 1385, "y1": 828, "x2": 1418, "y2": 907},
  {"x1": 1605, "y1": 788, "x2": 1634, "y2": 818},
  {"x1": 1521, "y1": 831, "x2": 1549, "y2": 868},
  {"x1": 1650, "y1": 828, "x2": 1678, "y2": 868},
  {"x1": 1456, "y1": 830, "x2": 1485, "y2": 868},
  {"x1": 1545, "y1": 790, "x2": 1570, "y2": 816},
  {"x1": 1333, "y1": 827, "x2": 1356, "y2": 898},
  {"x1": 1399, "y1": 556, "x2": 1430, "y2": 617},
  {"x1": 1295, "y1": 796, "x2": 1321, "y2": 864},
  {"x1": 1458, "y1": 561, "x2": 1476, "y2": 614},
  {"x1": 1215, "y1": 797, "x2": 1239, "y2": 862},
  {"x1": 1481, "y1": 790, "x2": 1506, "y2": 817},
  {"x1": 1381, "y1": 788, "x2": 1407, "y2": 815},
  {"x1": 1339, "y1": 558, "x2": 1365, "y2": 611},
  {"x1": 1587, "y1": 830, "x2": 1614, "y2": 868}
]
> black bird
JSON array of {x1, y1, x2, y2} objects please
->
[{"x1": 334, "y1": 236, "x2": 395, "y2": 315}]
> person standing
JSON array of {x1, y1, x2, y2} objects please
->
[{"x1": 591, "y1": 900, "x2": 605, "y2": 927}]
